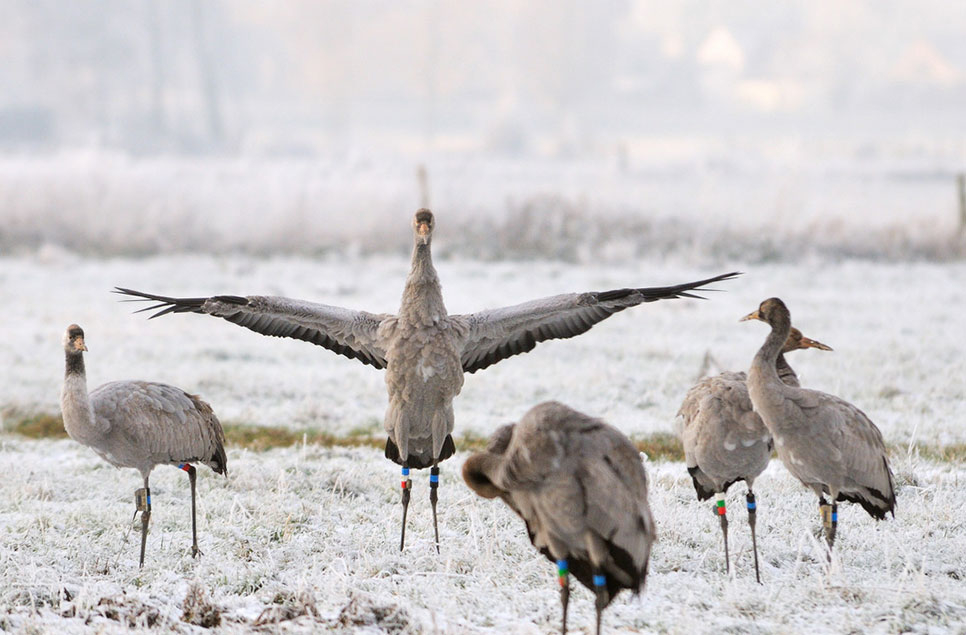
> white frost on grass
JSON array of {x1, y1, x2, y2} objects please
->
[
  {"x1": 1, "y1": 253, "x2": 965, "y2": 631},
  {"x1": 0, "y1": 439, "x2": 964, "y2": 633},
  {"x1": 2, "y1": 254, "x2": 965, "y2": 446}
]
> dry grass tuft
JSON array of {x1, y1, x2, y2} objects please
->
[
  {"x1": 633, "y1": 432, "x2": 684, "y2": 462},
  {"x1": 182, "y1": 581, "x2": 221, "y2": 628},
  {"x1": 4, "y1": 410, "x2": 68, "y2": 439},
  {"x1": 4, "y1": 409, "x2": 965, "y2": 465}
]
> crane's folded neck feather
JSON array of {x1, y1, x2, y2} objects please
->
[
  {"x1": 65, "y1": 349, "x2": 86, "y2": 376},
  {"x1": 754, "y1": 309, "x2": 792, "y2": 383},
  {"x1": 401, "y1": 232, "x2": 447, "y2": 321},
  {"x1": 61, "y1": 350, "x2": 103, "y2": 441}
]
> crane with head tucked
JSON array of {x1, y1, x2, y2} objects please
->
[{"x1": 463, "y1": 401, "x2": 655, "y2": 635}]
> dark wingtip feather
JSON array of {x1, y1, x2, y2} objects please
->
[
  {"x1": 624, "y1": 270, "x2": 741, "y2": 303},
  {"x1": 113, "y1": 287, "x2": 210, "y2": 317}
]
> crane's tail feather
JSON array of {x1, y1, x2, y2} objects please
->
[{"x1": 836, "y1": 487, "x2": 895, "y2": 520}]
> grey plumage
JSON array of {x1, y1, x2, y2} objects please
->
[
  {"x1": 677, "y1": 327, "x2": 833, "y2": 500},
  {"x1": 742, "y1": 298, "x2": 895, "y2": 554},
  {"x1": 463, "y1": 401, "x2": 655, "y2": 635},
  {"x1": 60, "y1": 324, "x2": 227, "y2": 567},
  {"x1": 115, "y1": 209, "x2": 737, "y2": 549},
  {"x1": 676, "y1": 326, "x2": 832, "y2": 580}
]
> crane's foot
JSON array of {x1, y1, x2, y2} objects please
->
[
  {"x1": 557, "y1": 559, "x2": 570, "y2": 635},
  {"x1": 746, "y1": 491, "x2": 761, "y2": 584},
  {"x1": 399, "y1": 467, "x2": 412, "y2": 551},
  {"x1": 714, "y1": 492, "x2": 730, "y2": 574},
  {"x1": 430, "y1": 466, "x2": 440, "y2": 554}
]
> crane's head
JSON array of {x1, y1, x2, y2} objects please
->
[
  {"x1": 462, "y1": 423, "x2": 514, "y2": 499},
  {"x1": 784, "y1": 326, "x2": 833, "y2": 353},
  {"x1": 63, "y1": 324, "x2": 88, "y2": 354},
  {"x1": 413, "y1": 209, "x2": 434, "y2": 245},
  {"x1": 462, "y1": 452, "x2": 505, "y2": 499},
  {"x1": 740, "y1": 297, "x2": 789, "y2": 326}
]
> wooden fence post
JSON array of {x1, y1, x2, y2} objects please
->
[{"x1": 958, "y1": 173, "x2": 966, "y2": 235}]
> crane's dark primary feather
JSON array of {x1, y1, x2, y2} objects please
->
[{"x1": 114, "y1": 287, "x2": 247, "y2": 319}]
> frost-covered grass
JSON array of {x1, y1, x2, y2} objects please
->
[
  {"x1": 1, "y1": 252, "x2": 965, "y2": 631},
  {"x1": 0, "y1": 439, "x2": 964, "y2": 633},
  {"x1": 3, "y1": 253, "x2": 965, "y2": 446}
]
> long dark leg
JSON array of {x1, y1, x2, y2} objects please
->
[
  {"x1": 746, "y1": 490, "x2": 760, "y2": 583},
  {"x1": 399, "y1": 466, "x2": 412, "y2": 551},
  {"x1": 134, "y1": 475, "x2": 152, "y2": 568},
  {"x1": 819, "y1": 497, "x2": 834, "y2": 562},
  {"x1": 429, "y1": 464, "x2": 440, "y2": 554},
  {"x1": 824, "y1": 502, "x2": 838, "y2": 551},
  {"x1": 556, "y1": 559, "x2": 570, "y2": 635},
  {"x1": 180, "y1": 463, "x2": 201, "y2": 558},
  {"x1": 714, "y1": 491, "x2": 730, "y2": 574},
  {"x1": 593, "y1": 570, "x2": 607, "y2": 635}
]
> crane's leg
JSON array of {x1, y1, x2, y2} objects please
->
[
  {"x1": 592, "y1": 570, "x2": 608, "y2": 635},
  {"x1": 429, "y1": 463, "x2": 441, "y2": 554},
  {"x1": 134, "y1": 475, "x2": 152, "y2": 568},
  {"x1": 746, "y1": 490, "x2": 761, "y2": 583},
  {"x1": 714, "y1": 491, "x2": 730, "y2": 574},
  {"x1": 180, "y1": 463, "x2": 201, "y2": 558},
  {"x1": 824, "y1": 502, "x2": 838, "y2": 550},
  {"x1": 399, "y1": 465, "x2": 412, "y2": 551},
  {"x1": 819, "y1": 496, "x2": 836, "y2": 562},
  {"x1": 556, "y1": 559, "x2": 570, "y2": 635}
]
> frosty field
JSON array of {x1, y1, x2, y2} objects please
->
[{"x1": 2, "y1": 253, "x2": 966, "y2": 632}]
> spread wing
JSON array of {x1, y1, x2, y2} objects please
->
[
  {"x1": 456, "y1": 272, "x2": 740, "y2": 373},
  {"x1": 115, "y1": 288, "x2": 390, "y2": 369}
]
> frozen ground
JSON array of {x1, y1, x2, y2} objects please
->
[
  {"x1": 0, "y1": 252, "x2": 965, "y2": 632},
  {"x1": 0, "y1": 439, "x2": 964, "y2": 633}
]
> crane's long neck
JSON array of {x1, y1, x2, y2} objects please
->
[
  {"x1": 775, "y1": 353, "x2": 800, "y2": 387},
  {"x1": 752, "y1": 313, "x2": 791, "y2": 386},
  {"x1": 61, "y1": 351, "x2": 103, "y2": 442},
  {"x1": 400, "y1": 240, "x2": 447, "y2": 324}
]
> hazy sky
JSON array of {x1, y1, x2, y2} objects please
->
[{"x1": 2, "y1": 1, "x2": 965, "y2": 155}]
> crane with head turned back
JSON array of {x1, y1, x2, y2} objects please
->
[
  {"x1": 60, "y1": 324, "x2": 227, "y2": 567},
  {"x1": 463, "y1": 401, "x2": 655, "y2": 635},
  {"x1": 677, "y1": 326, "x2": 832, "y2": 581},
  {"x1": 116, "y1": 209, "x2": 738, "y2": 551},
  {"x1": 742, "y1": 298, "x2": 895, "y2": 557}
]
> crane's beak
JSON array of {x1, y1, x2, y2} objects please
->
[
  {"x1": 74, "y1": 338, "x2": 88, "y2": 352},
  {"x1": 800, "y1": 335, "x2": 833, "y2": 351},
  {"x1": 740, "y1": 309, "x2": 763, "y2": 322},
  {"x1": 416, "y1": 222, "x2": 431, "y2": 243}
]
